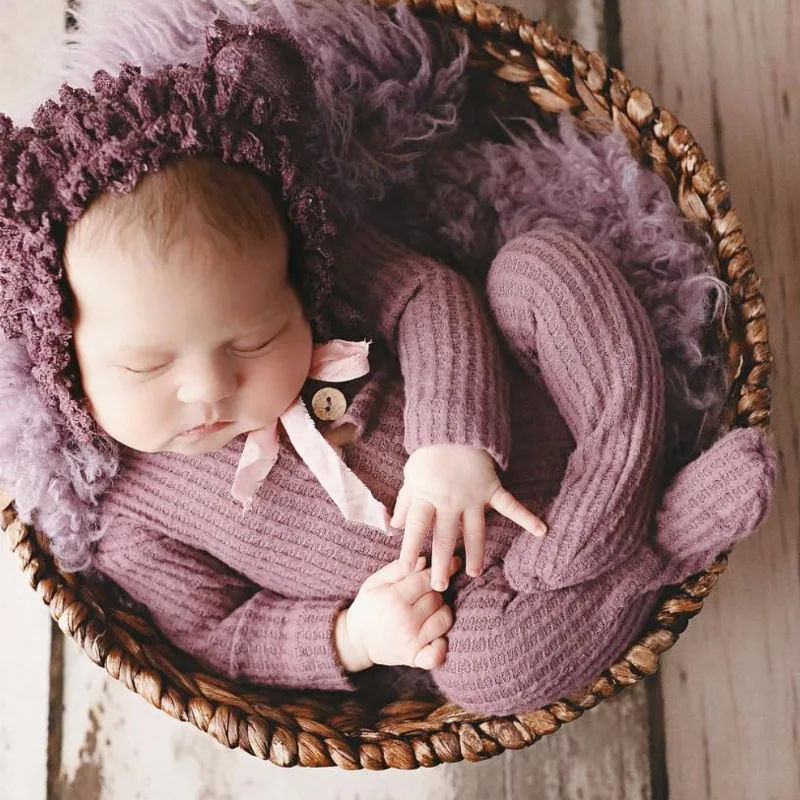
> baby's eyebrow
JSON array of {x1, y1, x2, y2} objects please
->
[{"x1": 113, "y1": 345, "x2": 172, "y2": 356}]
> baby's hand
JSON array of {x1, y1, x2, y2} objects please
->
[
  {"x1": 336, "y1": 556, "x2": 460, "y2": 671},
  {"x1": 391, "y1": 445, "x2": 546, "y2": 590}
]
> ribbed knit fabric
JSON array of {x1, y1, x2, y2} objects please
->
[
  {"x1": 93, "y1": 227, "x2": 775, "y2": 715},
  {"x1": 653, "y1": 426, "x2": 776, "y2": 585},
  {"x1": 337, "y1": 227, "x2": 511, "y2": 469},
  {"x1": 488, "y1": 230, "x2": 665, "y2": 591}
]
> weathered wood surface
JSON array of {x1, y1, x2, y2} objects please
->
[
  {"x1": 450, "y1": 682, "x2": 657, "y2": 800},
  {"x1": 0, "y1": 495, "x2": 52, "y2": 800},
  {"x1": 0, "y1": 0, "x2": 66, "y2": 123},
  {"x1": 620, "y1": 1, "x2": 800, "y2": 798}
]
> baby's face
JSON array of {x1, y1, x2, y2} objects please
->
[{"x1": 66, "y1": 222, "x2": 313, "y2": 455}]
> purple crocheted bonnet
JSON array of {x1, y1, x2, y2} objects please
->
[{"x1": 0, "y1": 21, "x2": 342, "y2": 445}]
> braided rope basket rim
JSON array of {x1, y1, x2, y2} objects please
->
[{"x1": 2, "y1": 0, "x2": 772, "y2": 770}]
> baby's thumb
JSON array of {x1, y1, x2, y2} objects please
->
[
  {"x1": 361, "y1": 556, "x2": 426, "y2": 590},
  {"x1": 412, "y1": 638, "x2": 448, "y2": 670}
]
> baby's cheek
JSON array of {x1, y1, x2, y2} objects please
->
[
  {"x1": 90, "y1": 375, "x2": 173, "y2": 451},
  {"x1": 244, "y1": 358, "x2": 304, "y2": 421},
  {"x1": 252, "y1": 331, "x2": 312, "y2": 417}
]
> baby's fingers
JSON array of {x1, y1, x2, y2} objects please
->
[
  {"x1": 411, "y1": 590, "x2": 445, "y2": 621},
  {"x1": 463, "y1": 508, "x2": 486, "y2": 577},
  {"x1": 362, "y1": 556, "x2": 426, "y2": 590},
  {"x1": 398, "y1": 500, "x2": 435, "y2": 575},
  {"x1": 417, "y1": 604, "x2": 453, "y2": 646},
  {"x1": 490, "y1": 487, "x2": 547, "y2": 536},
  {"x1": 390, "y1": 484, "x2": 412, "y2": 531},
  {"x1": 412, "y1": 638, "x2": 448, "y2": 670},
  {"x1": 397, "y1": 556, "x2": 460, "y2": 605},
  {"x1": 431, "y1": 511, "x2": 460, "y2": 591}
]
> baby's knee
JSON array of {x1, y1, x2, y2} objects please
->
[
  {"x1": 487, "y1": 227, "x2": 595, "y2": 297},
  {"x1": 486, "y1": 228, "x2": 605, "y2": 347},
  {"x1": 487, "y1": 226, "x2": 661, "y2": 387},
  {"x1": 433, "y1": 649, "x2": 552, "y2": 715}
]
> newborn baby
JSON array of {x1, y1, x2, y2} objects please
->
[{"x1": 0, "y1": 23, "x2": 774, "y2": 714}]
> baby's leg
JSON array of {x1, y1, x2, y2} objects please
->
[
  {"x1": 486, "y1": 228, "x2": 665, "y2": 590},
  {"x1": 433, "y1": 560, "x2": 659, "y2": 715}
]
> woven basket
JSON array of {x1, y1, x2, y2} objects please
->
[{"x1": 2, "y1": 0, "x2": 772, "y2": 770}]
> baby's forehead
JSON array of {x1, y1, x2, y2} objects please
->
[{"x1": 65, "y1": 157, "x2": 285, "y2": 271}]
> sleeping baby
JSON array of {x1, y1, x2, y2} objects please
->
[{"x1": 0, "y1": 23, "x2": 774, "y2": 714}]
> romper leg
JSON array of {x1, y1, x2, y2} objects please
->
[
  {"x1": 485, "y1": 228, "x2": 665, "y2": 590},
  {"x1": 432, "y1": 559, "x2": 659, "y2": 715}
]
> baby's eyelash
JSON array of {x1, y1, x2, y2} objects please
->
[
  {"x1": 233, "y1": 335, "x2": 278, "y2": 355},
  {"x1": 122, "y1": 362, "x2": 171, "y2": 375}
]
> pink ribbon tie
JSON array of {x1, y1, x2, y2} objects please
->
[{"x1": 231, "y1": 340, "x2": 390, "y2": 532}]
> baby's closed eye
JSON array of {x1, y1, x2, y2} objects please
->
[
  {"x1": 231, "y1": 337, "x2": 277, "y2": 357},
  {"x1": 231, "y1": 319, "x2": 290, "y2": 357},
  {"x1": 118, "y1": 359, "x2": 173, "y2": 376}
]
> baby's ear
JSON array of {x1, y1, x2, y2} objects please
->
[{"x1": 204, "y1": 21, "x2": 316, "y2": 125}]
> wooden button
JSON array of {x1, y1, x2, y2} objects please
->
[{"x1": 311, "y1": 387, "x2": 347, "y2": 421}]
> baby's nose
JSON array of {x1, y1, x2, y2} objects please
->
[{"x1": 176, "y1": 356, "x2": 237, "y2": 405}]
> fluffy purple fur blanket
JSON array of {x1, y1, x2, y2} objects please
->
[{"x1": 0, "y1": 0, "x2": 728, "y2": 569}]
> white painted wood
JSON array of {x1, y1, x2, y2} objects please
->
[
  {"x1": 60, "y1": 640, "x2": 465, "y2": 799},
  {"x1": 452, "y1": 683, "x2": 655, "y2": 800},
  {"x1": 0, "y1": 9, "x2": 63, "y2": 800},
  {"x1": 619, "y1": 1, "x2": 800, "y2": 798},
  {"x1": 0, "y1": 2, "x2": 68, "y2": 792},
  {"x1": 0, "y1": 0, "x2": 67, "y2": 123},
  {"x1": 0, "y1": 528, "x2": 53, "y2": 800}
]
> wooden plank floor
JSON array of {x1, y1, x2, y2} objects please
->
[
  {"x1": 1, "y1": 1, "x2": 797, "y2": 798},
  {"x1": 619, "y1": 2, "x2": 800, "y2": 797}
]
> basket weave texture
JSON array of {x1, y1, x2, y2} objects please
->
[{"x1": 2, "y1": 0, "x2": 772, "y2": 769}]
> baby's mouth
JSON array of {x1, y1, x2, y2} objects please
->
[{"x1": 178, "y1": 421, "x2": 233, "y2": 438}]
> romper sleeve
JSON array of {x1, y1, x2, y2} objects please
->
[
  {"x1": 336, "y1": 226, "x2": 512, "y2": 469},
  {"x1": 93, "y1": 521, "x2": 358, "y2": 692}
]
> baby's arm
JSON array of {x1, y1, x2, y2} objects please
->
[
  {"x1": 93, "y1": 522, "x2": 359, "y2": 691},
  {"x1": 338, "y1": 227, "x2": 511, "y2": 468}
]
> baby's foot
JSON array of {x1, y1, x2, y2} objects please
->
[{"x1": 654, "y1": 427, "x2": 776, "y2": 584}]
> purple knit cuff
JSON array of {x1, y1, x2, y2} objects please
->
[{"x1": 232, "y1": 595, "x2": 358, "y2": 693}]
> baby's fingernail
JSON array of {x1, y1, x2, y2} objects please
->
[
  {"x1": 534, "y1": 523, "x2": 548, "y2": 537},
  {"x1": 432, "y1": 579, "x2": 448, "y2": 592}
]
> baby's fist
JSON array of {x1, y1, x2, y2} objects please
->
[{"x1": 336, "y1": 556, "x2": 461, "y2": 672}]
